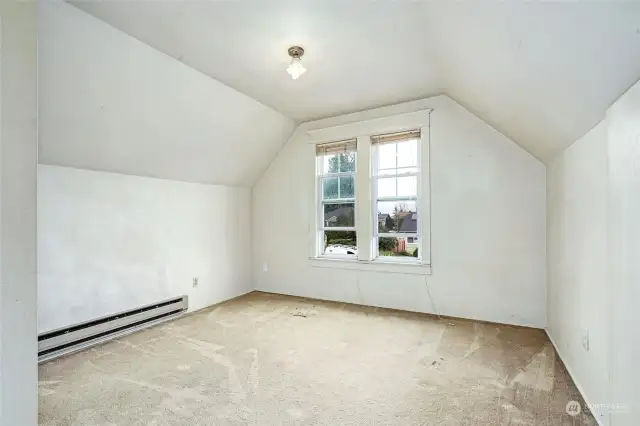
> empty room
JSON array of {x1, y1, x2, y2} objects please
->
[{"x1": 1, "y1": 0, "x2": 640, "y2": 425}]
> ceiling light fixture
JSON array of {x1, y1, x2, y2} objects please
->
[{"x1": 286, "y1": 46, "x2": 306, "y2": 80}]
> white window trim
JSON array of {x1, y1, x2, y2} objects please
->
[
  {"x1": 309, "y1": 256, "x2": 432, "y2": 275},
  {"x1": 309, "y1": 109, "x2": 432, "y2": 274}
]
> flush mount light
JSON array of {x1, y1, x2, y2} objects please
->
[{"x1": 286, "y1": 46, "x2": 306, "y2": 80}]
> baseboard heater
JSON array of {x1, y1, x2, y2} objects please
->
[{"x1": 38, "y1": 295, "x2": 188, "y2": 363}]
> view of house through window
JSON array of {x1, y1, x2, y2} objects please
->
[
  {"x1": 317, "y1": 140, "x2": 357, "y2": 257},
  {"x1": 315, "y1": 131, "x2": 422, "y2": 262},
  {"x1": 372, "y1": 131, "x2": 421, "y2": 259}
]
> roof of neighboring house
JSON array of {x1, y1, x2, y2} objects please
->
[
  {"x1": 378, "y1": 213, "x2": 391, "y2": 221},
  {"x1": 398, "y1": 212, "x2": 418, "y2": 233},
  {"x1": 324, "y1": 206, "x2": 354, "y2": 223}
]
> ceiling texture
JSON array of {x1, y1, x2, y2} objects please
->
[{"x1": 69, "y1": 0, "x2": 640, "y2": 162}]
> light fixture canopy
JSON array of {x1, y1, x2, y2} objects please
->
[{"x1": 286, "y1": 46, "x2": 306, "y2": 80}]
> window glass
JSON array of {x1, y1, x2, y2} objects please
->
[
  {"x1": 376, "y1": 176, "x2": 417, "y2": 198},
  {"x1": 323, "y1": 231, "x2": 357, "y2": 256},
  {"x1": 376, "y1": 201, "x2": 418, "y2": 233},
  {"x1": 339, "y1": 176, "x2": 355, "y2": 198},
  {"x1": 377, "y1": 144, "x2": 396, "y2": 170},
  {"x1": 323, "y1": 203, "x2": 355, "y2": 227},
  {"x1": 338, "y1": 152, "x2": 357, "y2": 172},
  {"x1": 397, "y1": 140, "x2": 418, "y2": 168},
  {"x1": 378, "y1": 237, "x2": 419, "y2": 258},
  {"x1": 323, "y1": 152, "x2": 356, "y2": 174},
  {"x1": 322, "y1": 177, "x2": 339, "y2": 199}
]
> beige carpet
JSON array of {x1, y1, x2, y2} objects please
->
[{"x1": 39, "y1": 292, "x2": 596, "y2": 425}]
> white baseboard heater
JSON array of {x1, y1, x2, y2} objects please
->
[{"x1": 38, "y1": 295, "x2": 188, "y2": 363}]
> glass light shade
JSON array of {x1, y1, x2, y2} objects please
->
[{"x1": 286, "y1": 57, "x2": 306, "y2": 80}]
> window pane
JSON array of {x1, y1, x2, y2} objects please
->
[
  {"x1": 376, "y1": 140, "x2": 418, "y2": 176},
  {"x1": 323, "y1": 231, "x2": 357, "y2": 256},
  {"x1": 398, "y1": 176, "x2": 417, "y2": 196},
  {"x1": 323, "y1": 177, "x2": 339, "y2": 199},
  {"x1": 378, "y1": 236, "x2": 419, "y2": 258},
  {"x1": 323, "y1": 152, "x2": 356, "y2": 174},
  {"x1": 397, "y1": 140, "x2": 418, "y2": 168},
  {"x1": 323, "y1": 176, "x2": 355, "y2": 199},
  {"x1": 376, "y1": 176, "x2": 417, "y2": 197},
  {"x1": 377, "y1": 144, "x2": 396, "y2": 170},
  {"x1": 376, "y1": 201, "x2": 418, "y2": 232},
  {"x1": 377, "y1": 177, "x2": 396, "y2": 198},
  {"x1": 323, "y1": 203, "x2": 355, "y2": 227},
  {"x1": 339, "y1": 152, "x2": 356, "y2": 172},
  {"x1": 339, "y1": 175, "x2": 355, "y2": 198},
  {"x1": 322, "y1": 154, "x2": 338, "y2": 175}
]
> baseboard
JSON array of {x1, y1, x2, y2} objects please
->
[
  {"x1": 254, "y1": 289, "x2": 543, "y2": 331},
  {"x1": 545, "y1": 329, "x2": 607, "y2": 426},
  {"x1": 185, "y1": 289, "x2": 254, "y2": 317}
]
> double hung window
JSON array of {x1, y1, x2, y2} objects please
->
[
  {"x1": 313, "y1": 126, "x2": 428, "y2": 267},
  {"x1": 372, "y1": 130, "x2": 421, "y2": 260},
  {"x1": 316, "y1": 139, "x2": 357, "y2": 258}
]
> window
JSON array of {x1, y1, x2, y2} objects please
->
[
  {"x1": 372, "y1": 130, "x2": 421, "y2": 260},
  {"x1": 310, "y1": 112, "x2": 430, "y2": 271},
  {"x1": 316, "y1": 139, "x2": 357, "y2": 258}
]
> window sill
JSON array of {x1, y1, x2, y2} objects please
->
[{"x1": 309, "y1": 257, "x2": 432, "y2": 275}]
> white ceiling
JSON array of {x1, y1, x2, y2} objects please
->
[
  {"x1": 424, "y1": 1, "x2": 640, "y2": 161},
  {"x1": 69, "y1": 0, "x2": 640, "y2": 161}
]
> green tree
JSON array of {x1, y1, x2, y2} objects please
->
[
  {"x1": 379, "y1": 237, "x2": 398, "y2": 252},
  {"x1": 384, "y1": 215, "x2": 394, "y2": 232},
  {"x1": 325, "y1": 231, "x2": 356, "y2": 247},
  {"x1": 327, "y1": 153, "x2": 356, "y2": 173},
  {"x1": 378, "y1": 214, "x2": 395, "y2": 233},
  {"x1": 324, "y1": 153, "x2": 356, "y2": 199}
]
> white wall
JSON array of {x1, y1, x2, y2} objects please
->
[
  {"x1": 0, "y1": 0, "x2": 38, "y2": 424},
  {"x1": 547, "y1": 79, "x2": 640, "y2": 426},
  {"x1": 37, "y1": 0, "x2": 261, "y2": 334},
  {"x1": 253, "y1": 96, "x2": 547, "y2": 328},
  {"x1": 38, "y1": 165, "x2": 252, "y2": 333},
  {"x1": 606, "y1": 80, "x2": 640, "y2": 426},
  {"x1": 38, "y1": 1, "x2": 295, "y2": 187},
  {"x1": 546, "y1": 121, "x2": 610, "y2": 425}
]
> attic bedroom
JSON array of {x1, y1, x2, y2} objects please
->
[{"x1": 1, "y1": 1, "x2": 639, "y2": 425}]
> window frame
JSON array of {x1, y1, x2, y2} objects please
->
[
  {"x1": 308, "y1": 108, "x2": 432, "y2": 273},
  {"x1": 371, "y1": 134, "x2": 422, "y2": 263},
  {"x1": 316, "y1": 147, "x2": 358, "y2": 260}
]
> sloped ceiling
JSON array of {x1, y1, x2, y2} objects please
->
[
  {"x1": 68, "y1": 0, "x2": 442, "y2": 123},
  {"x1": 48, "y1": 0, "x2": 640, "y2": 170},
  {"x1": 424, "y1": 1, "x2": 640, "y2": 161},
  {"x1": 68, "y1": 0, "x2": 640, "y2": 162},
  {"x1": 39, "y1": 1, "x2": 296, "y2": 186}
]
